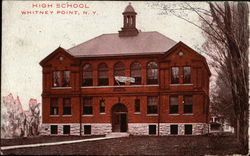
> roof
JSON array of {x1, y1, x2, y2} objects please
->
[
  {"x1": 124, "y1": 3, "x2": 135, "y2": 12},
  {"x1": 67, "y1": 31, "x2": 177, "y2": 57}
]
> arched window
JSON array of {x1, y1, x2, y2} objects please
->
[
  {"x1": 130, "y1": 62, "x2": 142, "y2": 85},
  {"x1": 98, "y1": 63, "x2": 109, "y2": 86},
  {"x1": 82, "y1": 64, "x2": 93, "y2": 86},
  {"x1": 114, "y1": 62, "x2": 125, "y2": 85},
  {"x1": 147, "y1": 61, "x2": 158, "y2": 84}
]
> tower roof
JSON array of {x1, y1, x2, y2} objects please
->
[{"x1": 124, "y1": 3, "x2": 135, "y2": 13}]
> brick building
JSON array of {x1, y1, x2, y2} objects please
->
[{"x1": 40, "y1": 4, "x2": 211, "y2": 136}]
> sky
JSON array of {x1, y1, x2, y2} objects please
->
[{"x1": 2, "y1": 1, "x2": 209, "y2": 110}]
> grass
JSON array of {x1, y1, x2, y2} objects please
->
[{"x1": 1, "y1": 135, "x2": 241, "y2": 155}]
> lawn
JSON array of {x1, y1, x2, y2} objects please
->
[{"x1": 1, "y1": 135, "x2": 241, "y2": 155}]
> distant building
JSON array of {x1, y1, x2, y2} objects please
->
[
  {"x1": 40, "y1": 3, "x2": 211, "y2": 136},
  {"x1": 210, "y1": 116, "x2": 234, "y2": 133}
]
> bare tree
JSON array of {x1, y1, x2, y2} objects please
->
[
  {"x1": 1, "y1": 94, "x2": 41, "y2": 138},
  {"x1": 151, "y1": 1, "x2": 249, "y2": 154}
]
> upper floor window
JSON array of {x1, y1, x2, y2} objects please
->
[
  {"x1": 82, "y1": 64, "x2": 93, "y2": 86},
  {"x1": 147, "y1": 96, "x2": 158, "y2": 114},
  {"x1": 98, "y1": 63, "x2": 109, "y2": 86},
  {"x1": 171, "y1": 67, "x2": 179, "y2": 84},
  {"x1": 62, "y1": 71, "x2": 70, "y2": 87},
  {"x1": 183, "y1": 67, "x2": 191, "y2": 84},
  {"x1": 131, "y1": 62, "x2": 142, "y2": 85},
  {"x1": 63, "y1": 98, "x2": 71, "y2": 115},
  {"x1": 184, "y1": 95, "x2": 193, "y2": 113},
  {"x1": 169, "y1": 96, "x2": 178, "y2": 114},
  {"x1": 147, "y1": 62, "x2": 158, "y2": 84},
  {"x1": 50, "y1": 98, "x2": 58, "y2": 115},
  {"x1": 83, "y1": 97, "x2": 93, "y2": 115},
  {"x1": 53, "y1": 71, "x2": 71, "y2": 87},
  {"x1": 114, "y1": 62, "x2": 125, "y2": 85}
]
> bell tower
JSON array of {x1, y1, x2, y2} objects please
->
[{"x1": 119, "y1": 3, "x2": 139, "y2": 37}]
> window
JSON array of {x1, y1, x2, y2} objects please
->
[
  {"x1": 53, "y1": 71, "x2": 60, "y2": 87},
  {"x1": 170, "y1": 125, "x2": 178, "y2": 135},
  {"x1": 63, "y1": 125, "x2": 70, "y2": 134},
  {"x1": 184, "y1": 67, "x2": 191, "y2": 83},
  {"x1": 149, "y1": 125, "x2": 156, "y2": 135},
  {"x1": 83, "y1": 97, "x2": 93, "y2": 115},
  {"x1": 130, "y1": 62, "x2": 142, "y2": 85},
  {"x1": 84, "y1": 125, "x2": 91, "y2": 134},
  {"x1": 98, "y1": 63, "x2": 109, "y2": 86},
  {"x1": 185, "y1": 125, "x2": 192, "y2": 135},
  {"x1": 135, "y1": 99, "x2": 140, "y2": 112},
  {"x1": 147, "y1": 62, "x2": 158, "y2": 84},
  {"x1": 171, "y1": 67, "x2": 179, "y2": 84},
  {"x1": 63, "y1": 98, "x2": 71, "y2": 115},
  {"x1": 184, "y1": 95, "x2": 193, "y2": 114},
  {"x1": 169, "y1": 96, "x2": 178, "y2": 114},
  {"x1": 50, "y1": 125, "x2": 58, "y2": 134},
  {"x1": 50, "y1": 98, "x2": 58, "y2": 115},
  {"x1": 114, "y1": 62, "x2": 125, "y2": 85},
  {"x1": 53, "y1": 71, "x2": 71, "y2": 87},
  {"x1": 99, "y1": 99, "x2": 105, "y2": 113},
  {"x1": 82, "y1": 64, "x2": 93, "y2": 86},
  {"x1": 62, "y1": 71, "x2": 70, "y2": 87},
  {"x1": 147, "y1": 96, "x2": 158, "y2": 114}
]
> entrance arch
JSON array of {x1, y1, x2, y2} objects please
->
[{"x1": 111, "y1": 103, "x2": 128, "y2": 132}]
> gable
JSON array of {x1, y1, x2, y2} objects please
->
[
  {"x1": 161, "y1": 42, "x2": 211, "y2": 76},
  {"x1": 40, "y1": 47, "x2": 76, "y2": 67}
]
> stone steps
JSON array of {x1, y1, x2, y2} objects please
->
[{"x1": 106, "y1": 132, "x2": 130, "y2": 138}]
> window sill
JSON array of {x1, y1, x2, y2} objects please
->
[
  {"x1": 169, "y1": 114, "x2": 180, "y2": 116},
  {"x1": 134, "y1": 112, "x2": 141, "y2": 114},
  {"x1": 82, "y1": 115, "x2": 94, "y2": 117},
  {"x1": 81, "y1": 84, "x2": 159, "y2": 89},
  {"x1": 170, "y1": 84, "x2": 193, "y2": 86},
  {"x1": 62, "y1": 115, "x2": 72, "y2": 117},
  {"x1": 51, "y1": 87, "x2": 72, "y2": 89},
  {"x1": 50, "y1": 115, "x2": 59, "y2": 117},
  {"x1": 100, "y1": 113, "x2": 106, "y2": 115},
  {"x1": 146, "y1": 114, "x2": 158, "y2": 116},
  {"x1": 183, "y1": 113, "x2": 193, "y2": 115}
]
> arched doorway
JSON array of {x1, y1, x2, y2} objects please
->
[{"x1": 111, "y1": 103, "x2": 128, "y2": 132}]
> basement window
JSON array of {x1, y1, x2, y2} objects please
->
[
  {"x1": 63, "y1": 125, "x2": 70, "y2": 135},
  {"x1": 170, "y1": 125, "x2": 178, "y2": 135},
  {"x1": 149, "y1": 125, "x2": 156, "y2": 135},
  {"x1": 185, "y1": 125, "x2": 192, "y2": 135},
  {"x1": 50, "y1": 125, "x2": 58, "y2": 134},
  {"x1": 84, "y1": 125, "x2": 91, "y2": 135}
]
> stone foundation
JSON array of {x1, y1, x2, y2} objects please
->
[
  {"x1": 41, "y1": 123, "x2": 208, "y2": 136},
  {"x1": 41, "y1": 123, "x2": 112, "y2": 136},
  {"x1": 128, "y1": 123, "x2": 209, "y2": 135}
]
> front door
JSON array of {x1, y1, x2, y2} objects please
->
[{"x1": 112, "y1": 103, "x2": 128, "y2": 132}]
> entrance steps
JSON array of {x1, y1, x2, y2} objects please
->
[{"x1": 105, "y1": 132, "x2": 130, "y2": 138}]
